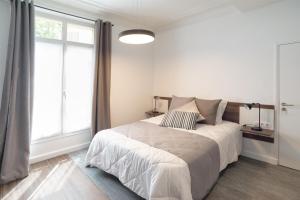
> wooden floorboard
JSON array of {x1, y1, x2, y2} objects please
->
[{"x1": 206, "y1": 157, "x2": 300, "y2": 200}]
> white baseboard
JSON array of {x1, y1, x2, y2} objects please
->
[
  {"x1": 241, "y1": 151, "x2": 278, "y2": 165},
  {"x1": 29, "y1": 142, "x2": 90, "y2": 164}
]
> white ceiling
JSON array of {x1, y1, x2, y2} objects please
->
[{"x1": 42, "y1": 0, "x2": 282, "y2": 29}]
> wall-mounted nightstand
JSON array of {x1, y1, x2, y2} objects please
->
[
  {"x1": 241, "y1": 125, "x2": 274, "y2": 143},
  {"x1": 145, "y1": 111, "x2": 164, "y2": 118}
]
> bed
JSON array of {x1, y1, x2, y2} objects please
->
[{"x1": 85, "y1": 99, "x2": 242, "y2": 200}]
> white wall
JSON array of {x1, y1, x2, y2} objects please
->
[
  {"x1": 111, "y1": 26, "x2": 153, "y2": 127},
  {"x1": 0, "y1": 0, "x2": 153, "y2": 163},
  {"x1": 153, "y1": 0, "x2": 300, "y2": 164},
  {"x1": 0, "y1": 0, "x2": 10, "y2": 106}
]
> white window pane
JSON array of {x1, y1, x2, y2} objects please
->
[
  {"x1": 67, "y1": 23, "x2": 94, "y2": 44},
  {"x1": 35, "y1": 17, "x2": 62, "y2": 40},
  {"x1": 32, "y1": 42, "x2": 63, "y2": 140},
  {"x1": 63, "y1": 45, "x2": 94, "y2": 133}
]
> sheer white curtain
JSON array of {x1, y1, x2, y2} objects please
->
[{"x1": 32, "y1": 41, "x2": 63, "y2": 140}]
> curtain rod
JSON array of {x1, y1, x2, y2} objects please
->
[{"x1": 34, "y1": 5, "x2": 114, "y2": 26}]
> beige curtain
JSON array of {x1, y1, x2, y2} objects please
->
[
  {"x1": 0, "y1": 0, "x2": 34, "y2": 184},
  {"x1": 91, "y1": 20, "x2": 112, "y2": 136}
]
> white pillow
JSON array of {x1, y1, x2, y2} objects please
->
[
  {"x1": 174, "y1": 101, "x2": 205, "y2": 121},
  {"x1": 216, "y1": 100, "x2": 228, "y2": 124}
]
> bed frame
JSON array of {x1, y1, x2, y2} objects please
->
[{"x1": 154, "y1": 96, "x2": 275, "y2": 124}]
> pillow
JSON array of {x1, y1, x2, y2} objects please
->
[
  {"x1": 169, "y1": 95, "x2": 194, "y2": 111},
  {"x1": 216, "y1": 100, "x2": 228, "y2": 124},
  {"x1": 160, "y1": 100, "x2": 201, "y2": 130},
  {"x1": 195, "y1": 98, "x2": 222, "y2": 125},
  {"x1": 174, "y1": 101, "x2": 205, "y2": 122}
]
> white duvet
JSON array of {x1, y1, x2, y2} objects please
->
[{"x1": 86, "y1": 115, "x2": 242, "y2": 200}]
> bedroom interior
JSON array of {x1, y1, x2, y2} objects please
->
[{"x1": 0, "y1": 0, "x2": 299, "y2": 199}]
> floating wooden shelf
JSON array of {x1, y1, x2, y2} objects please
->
[
  {"x1": 241, "y1": 125, "x2": 274, "y2": 143},
  {"x1": 145, "y1": 111, "x2": 164, "y2": 118}
]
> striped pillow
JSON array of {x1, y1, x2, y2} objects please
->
[{"x1": 160, "y1": 111, "x2": 199, "y2": 130}]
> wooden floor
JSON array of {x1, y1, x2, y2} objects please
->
[
  {"x1": 206, "y1": 157, "x2": 300, "y2": 200},
  {"x1": 0, "y1": 155, "x2": 109, "y2": 200},
  {"x1": 1, "y1": 151, "x2": 300, "y2": 200}
]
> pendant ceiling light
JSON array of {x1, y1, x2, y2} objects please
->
[
  {"x1": 119, "y1": 29, "x2": 155, "y2": 44},
  {"x1": 119, "y1": 0, "x2": 155, "y2": 44}
]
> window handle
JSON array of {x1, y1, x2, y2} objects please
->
[{"x1": 63, "y1": 91, "x2": 67, "y2": 99}]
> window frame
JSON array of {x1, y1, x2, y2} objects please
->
[
  {"x1": 35, "y1": 11, "x2": 94, "y2": 48},
  {"x1": 32, "y1": 10, "x2": 95, "y2": 143}
]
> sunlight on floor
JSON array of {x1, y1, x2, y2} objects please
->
[
  {"x1": 29, "y1": 159, "x2": 74, "y2": 199},
  {"x1": 2, "y1": 157, "x2": 72, "y2": 200},
  {"x1": 3, "y1": 170, "x2": 42, "y2": 200},
  {"x1": 1, "y1": 154, "x2": 109, "y2": 200}
]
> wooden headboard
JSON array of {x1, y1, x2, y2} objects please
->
[
  {"x1": 154, "y1": 96, "x2": 275, "y2": 124},
  {"x1": 222, "y1": 102, "x2": 241, "y2": 123}
]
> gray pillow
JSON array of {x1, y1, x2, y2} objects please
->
[
  {"x1": 195, "y1": 98, "x2": 222, "y2": 125},
  {"x1": 169, "y1": 95, "x2": 194, "y2": 111}
]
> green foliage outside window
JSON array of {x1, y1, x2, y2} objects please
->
[{"x1": 35, "y1": 17, "x2": 62, "y2": 40}]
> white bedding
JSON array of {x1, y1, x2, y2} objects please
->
[{"x1": 86, "y1": 115, "x2": 242, "y2": 200}]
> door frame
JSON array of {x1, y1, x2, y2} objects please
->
[{"x1": 275, "y1": 41, "x2": 300, "y2": 166}]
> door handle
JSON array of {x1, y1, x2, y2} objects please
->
[
  {"x1": 63, "y1": 91, "x2": 67, "y2": 100},
  {"x1": 281, "y1": 103, "x2": 294, "y2": 107}
]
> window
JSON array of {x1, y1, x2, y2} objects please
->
[
  {"x1": 32, "y1": 12, "x2": 95, "y2": 141},
  {"x1": 67, "y1": 23, "x2": 94, "y2": 44},
  {"x1": 35, "y1": 16, "x2": 63, "y2": 40}
]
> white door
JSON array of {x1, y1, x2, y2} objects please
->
[{"x1": 278, "y1": 42, "x2": 300, "y2": 170}]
